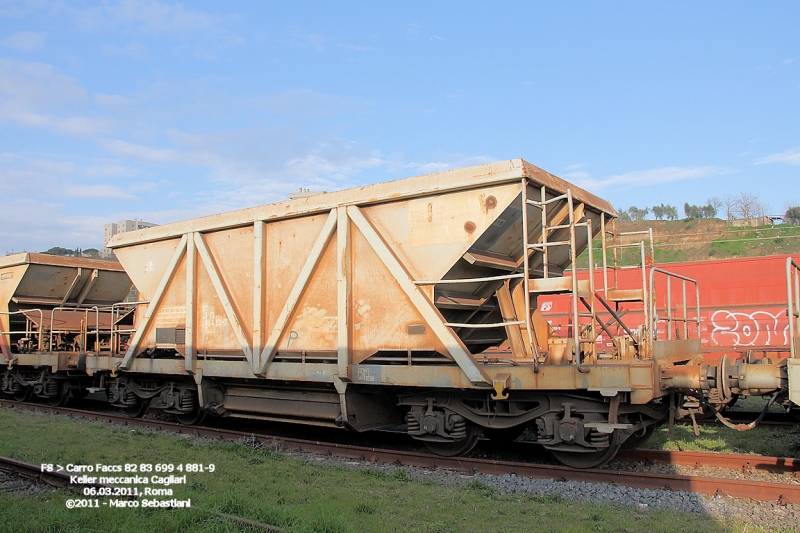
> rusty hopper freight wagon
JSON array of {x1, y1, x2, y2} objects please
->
[
  {"x1": 2, "y1": 159, "x2": 796, "y2": 468},
  {"x1": 0, "y1": 253, "x2": 132, "y2": 403}
]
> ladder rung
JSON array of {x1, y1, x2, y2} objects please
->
[
  {"x1": 526, "y1": 194, "x2": 569, "y2": 207},
  {"x1": 528, "y1": 241, "x2": 570, "y2": 249}
]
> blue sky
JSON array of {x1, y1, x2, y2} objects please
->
[{"x1": 1, "y1": 1, "x2": 798, "y2": 253}]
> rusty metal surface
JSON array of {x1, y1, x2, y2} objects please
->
[
  {"x1": 3, "y1": 400, "x2": 797, "y2": 504},
  {"x1": 0, "y1": 253, "x2": 132, "y2": 360},
  {"x1": 109, "y1": 159, "x2": 615, "y2": 248},
  {"x1": 617, "y1": 449, "x2": 800, "y2": 474},
  {"x1": 0, "y1": 253, "x2": 132, "y2": 310},
  {"x1": 0, "y1": 253, "x2": 126, "y2": 271},
  {"x1": 104, "y1": 159, "x2": 631, "y2": 390}
]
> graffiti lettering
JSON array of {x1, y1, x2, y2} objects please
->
[{"x1": 710, "y1": 310, "x2": 788, "y2": 348}]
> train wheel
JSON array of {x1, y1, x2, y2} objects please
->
[
  {"x1": 47, "y1": 383, "x2": 70, "y2": 407},
  {"x1": 423, "y1": 421, "x2": 482, "y2": 457},
  {"x1": 483, "y1": 425, "x2": 526, "y2": 443},
  {"x1": 175, "y1": 406, "x2": 205, "y2": 426},
  {"x1": 124, "y1": 397, "x2": 150, "y2": 418},
  {"x1": 13, "y1": 386, "x2": 33, "y2": 402},
  {"x1": 70, "y1": 384, "x2": 88, "y2": 400},
  {"x1": 550, "y1": 433, "x2": 621, "y2": 469},
  {"x1": 620, "y1": 424, "x2": 655, "y2": 450}
]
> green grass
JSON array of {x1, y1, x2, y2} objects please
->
[
  {"x1": 645, "y1": 423, "x2": 800, "y2": 457},
  {"x1": 642, "y1": 395, "x2": 800, "y2": 457},
  {"x1": 0, "y1": 407, "x2": 786, "y2": 533},
  {"x1": 708, "y1": 225, "x2": 800, "y2": 258},
  {"x1": 573, "y1": 221, "x2": 800, "y2": 268}
]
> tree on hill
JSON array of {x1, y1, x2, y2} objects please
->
[
  {"x1": 735, "y1": 192, "x2": 764, "y2": 221},
  {"x1": 684, "y1": 202, "x2": 717, "y2": 219},
  {"x1": 707, "y1": 197, "x2": 722, "y2": 216},
  {"x1": 652, "y1": 204, "x2": 678, "y2": 220},
  {"x1": 627, "y1": 206, "x2": 649, "y2": 221},
  {"x1": 41, "y1": 247, "x2": 103, "y2": 258},
  {"x1": 786, "y1": 206, "x2": 800, "y2": 226},
  {"x1": 42, "y1": 247, "x2": 76, "y2": 256}
]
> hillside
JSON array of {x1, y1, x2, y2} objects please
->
[{"x1": 578, "y1": 219, "x2": 800, "y2": 265}]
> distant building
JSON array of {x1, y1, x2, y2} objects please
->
[
  {"x1": 103, "y1": 219, "x2": 158, "y2": 257},
  {"x1": 730, "y1": 216, "x2": 773, "y2": 228}
]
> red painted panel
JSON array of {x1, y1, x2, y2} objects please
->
[{"x1": 538, "y1": 254, "x2": 797, "y2": 355}]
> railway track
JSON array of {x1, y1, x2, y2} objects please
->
[{"x1": 1, "y1": 399, "x2": 798, "y2": 505}]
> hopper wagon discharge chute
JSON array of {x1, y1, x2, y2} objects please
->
[
  {"x1": 2, "y1": 159, "x2": 795, "y2": 468},
  {"x1": 0, "y1": 253, "x2": 133, "y2": 404}
]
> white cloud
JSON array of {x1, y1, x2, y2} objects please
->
[
  {"x1": 278, "y1": 29, "x2": 372, "y2": 54},
  {"x1": 0, "y1": 153, "x2": 144, "y2": 252},
  {"x1": 0, "y1": 57, "x2": 114, "y2": 135},
  {"x1": 409, "y1": 156, "x2": 495, "y2": 176},
  {"x1": 97, "y1": 125, "x2": 388, "y2": 214},
  {"x1": 571, "y1": 166, "x2": 734, "y2": 191},
  {"x1": 1, "y1": 30, "x2": 46, "y2": 50},
  {"x1": 93, "y1": 93, "x2": 133, "y2": 108},
  {"x1": 755, "y1": 147, "x2": 800, "y2": 166},
  {"x1": 100, "y1": 139, "x2": 184, "y2": 163},
  {"x1": 63, "y1": 184, "x2": 137, "y2": 200},
  {"x1": 563, "y1": 170, "x2": 591, "y2": 181},
  {"x1": 414, "y1": 161, "x2": 450, "y2": 174},
  {"x1": 0, "y1": 57, "x2": 86, "y2": 107},
  {"x1": 69, "y1": 1, "x2": 244, "y2": 59},
  {"x1": 76, "y1": 0, "x2": 221, "y2": 33}
]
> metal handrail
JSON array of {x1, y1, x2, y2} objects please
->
[
  {"x1": 48, "y1": 305, "x2": 114, "y2": 352},
  {"x1": 445, "y1": 320, "x2": 525, "y2": 329},
  {"x1": 111, "y1": 301, "x2": 150, "y2": 356},
  {"x1": 527, "y1": 187, "x2": 591, "y2": 372},
  {"x1": 0, "y1": 309, "x2": 44, "y2": 352},
  {"x1": 787, "y1": 257, "x2": 800, "y2": 359},
  {"x1": 84, "y1": 306, "x2": 101, "y2": 353},
  {"x1": 648, "y1": 268, "x2": 701, "y2": 344}
]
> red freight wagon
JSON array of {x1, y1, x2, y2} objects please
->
[{"x1": 538, "y1": 254, "x2": 798, "y2": 359}]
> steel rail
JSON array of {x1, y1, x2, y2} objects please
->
[
  {"x1": 1, "y1": 400, "x2": 798, "y2": 504},
  {"x1": 617, "y1": 449, "x2": 799, "y2": 474}
]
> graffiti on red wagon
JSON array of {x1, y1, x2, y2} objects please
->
[{"x1": 710, "y1": 309, "x2": 789, "y2": 348}]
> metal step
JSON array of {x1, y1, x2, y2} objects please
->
[
  {"x1": 606, "y1": 288, "x2": 645, "y2": 302},
  {"x1": 435, "y1": 292, "x2": 497, "y2": 310},
  {"x1": 462, "y1": 250, "x2": 518, "y2": 271},
  {"x1": 528, "y1": 277, "x2": 591, "y2": 298}
]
